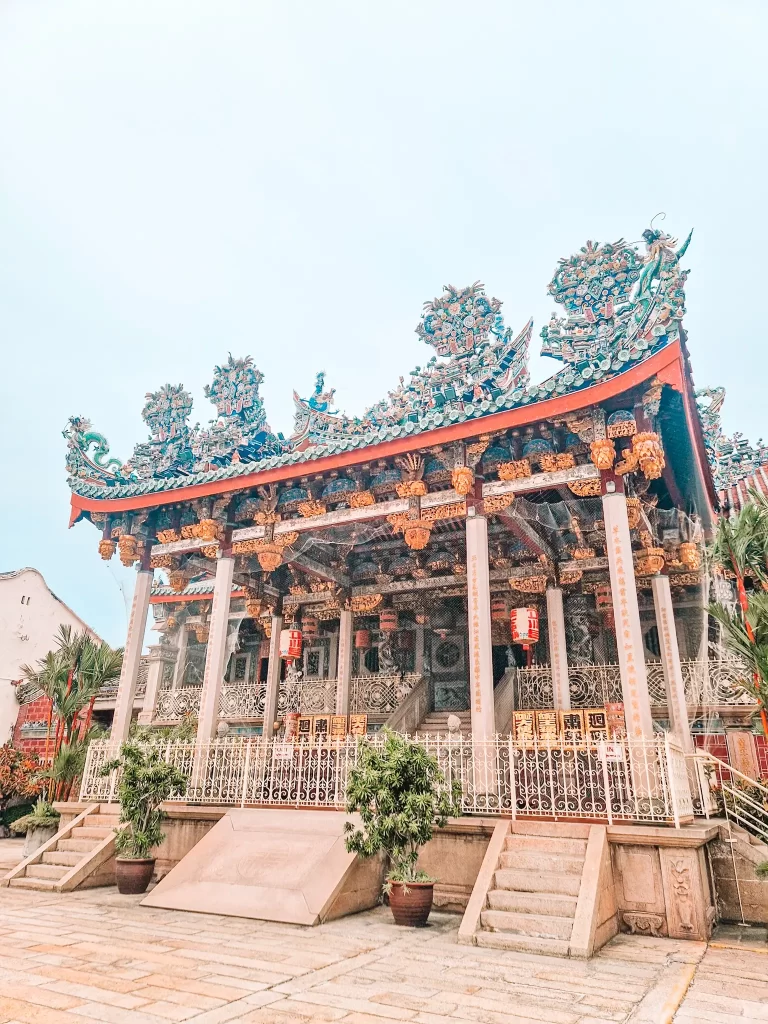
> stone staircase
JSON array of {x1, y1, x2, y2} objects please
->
[
  {"x1": 2, "y1": 804, "x2": 119, "y2": 892},
  {"x1": 416, "y1": 710, "x2": 471, "y2": 735},
  {"x1": 476, "y1": 822, "x2": 588, "y2": 955}
]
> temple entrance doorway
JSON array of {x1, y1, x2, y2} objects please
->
[{"x1": 429, "y1": 630, "x2": 469, "y2": 711}]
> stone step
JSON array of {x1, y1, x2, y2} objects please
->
[
  {"x1": 42, "y1": 850, "x2": 82, "y2": 867},
  {"x1": 9, "y1": 876, "x2": 57, "y2": 891},
  {"x1": 480, "y1": 909, "x2": 574, "y2": 941},
  {"x1": 475, "y1": 930, "x2": 570, "y2": 957},
  {"x1": 71, "y1": 826, "x2": 112, "y2": 840},
  {"x1": 494, "y1": 868, "x2": 581, "y2": 896},
  {"x1": 504, "y1": 834, "x2": 587, "y2": 856},
  {"x1": 57, "y1": 838, "x2": 100, "y2": 854},
  {"x1": 512, "y1": 821, "x2": 591, "y2": 840},
  {"x1": 487, "y1": 888, "x2": 578, "y2": 918},
  {"x1": 89, "y1": 813, "x2": 120, "y2": 827},
  {"x1": 25, "y1": 863, "x2": 68, "y2": 881},
  {"x1": 499, "y1": 850, "x2": 583, "y2": 875}
]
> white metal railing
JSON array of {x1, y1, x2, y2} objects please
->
[
  {"x1": 349, "y1": 673, "x2": 420, "y2": 715},
  {"x1": 81, "y1": 734, "x2": 693, "y2": 826},
  {"x1": 512, "y1": 659, "x2": 755, "y2": 711},
  {"x1": 689, "y1": 751, "x2": 768, "y2": 845}
]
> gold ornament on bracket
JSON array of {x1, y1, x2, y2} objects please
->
[
  {"x1": 632, "y1": 432, "x2": 665, "y2": 480},
  {"x1": 484, "y1": 493, "x2": 515, "y2": 515},
  {"x1": 396, "y1": 480, "x2": 428, "y2": 499},
  {"x1": 197, "y1": 518, "x2": 219, "y2": 541},
  {"x1": 634, "y1": 547, "x2": 666, "y2": 576},
  {"x1": 156, "y1": 529, "x2": 180, "y2": 544},
  {"x1": 589, "y1": 438, "x2": 616, "y2": 471},
  {"x1": 559, "y1": 569, "x2": 583, "y2": 586},
  {"x1": 244, "y1": 587, "x2": 264, "y2": 618},
  {"x1": 150, "y1": 553, "x2": 174, "y2": 569},
  {"x1": 568, "y1": 479, "x2": 602, "y2": 497},
  {"x1": 98, "y1": 538, "x2": 115, "y2": 561},
  {"x1": 350, "y1": 594, "x2": 383, "y2": 613},
  {"x1": 404, "y1": 520, "x2": 432, "y2": 551},
  {"x1": 349, "y1": 490, "x2": 375, "y2": 508},
  {"x1": 509, "y1": 575, "x2": 547, "y2": 594},
  {"x1": 625, "y1": 496, "x2": 642, "y2": 529},
  {"x1": 450, "y1": 465, "x2": 474, "y2": 496},
  {"x1": 498, "y1": 459, "x2": 531, "y2": 481},
  {"x1": 679, "y1": 541, "x2": 701, "y2": 570},
  {"x1": 200, "y1": 545, "x2": 219, "y2": 560},
  {"x1": 538, "y1": 452, "x2": 575, "y2": 473},
  {"x1": 298, "y1": 500, "x2": 327, "y2": 518},
  {"x1": 118, "y1": 534, "x2": 138, "y2": 567}
]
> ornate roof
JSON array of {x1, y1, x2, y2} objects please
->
[{"x1": 65, "y1": 225, "x2": 695, "y2": 502}]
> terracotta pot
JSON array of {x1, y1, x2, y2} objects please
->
[
  {"x1": 388, "y1": 881, "x2": 434, "y2": 927},
  {"x1": 115, "y1": 858, "x2": 155, "y2": 895}
]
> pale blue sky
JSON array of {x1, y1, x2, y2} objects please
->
[{"x1": 1, "y1": 1, "x2": 765, "y2": 647}]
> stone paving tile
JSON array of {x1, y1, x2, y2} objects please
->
[
  {"x1": 674, "y1": 945, "x2": 768, "y2": 1022},
  {"x1": 0, "y1": 886, "x2": 729, "y2": 1024}
]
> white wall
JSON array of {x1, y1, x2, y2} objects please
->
[{"x1": 0, "y1": 568, "x2": 101, "y2": 745}]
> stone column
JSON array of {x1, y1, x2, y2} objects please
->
[
  {"x1": 651, "y1": 574, "x2": 693, "y2": 752},
  {"x1": 261, "y1": 615, "x2": 283, "y2": 737},
  {"x1": 112, "y1": 568, "x2": 153, "y2": 743},
  {"x1": 602, "y1": 485, "x2": 654, "y2": 739},
  {"x1": 466, "y1": 509, "x2": 495, "y2": 742},
  {"x1": 194, "y1": 554, "x2": 235, "y2": 743},
  {"x1": 335, "y1": 609, "x2": 353, "y2": 716},
  {"x1": 137, "y1": 644, "x2": 177, "y2": 725},
  {"x1": 546, "y1": 587, "x2": 571, "y2": 710},
  {"x1": 415, "y1": 623, "x2": 425, "y2": 676}
]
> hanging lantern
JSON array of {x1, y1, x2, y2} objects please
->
[
  {"x1": 302, "y1": 614, "x2": 319, "y2": 639},
  {"x1": 118, "y1": 534, "x2": 138, "y2": 567},
  {"x1": 98, "y1": 538, "x2": 115, "y2": 561},
  {"x1": 279, "y1": 628, "x2": 303, "y2": 661},
  {"x1": 510, "y1": 607, "x2": 539, "y2": 650},
  {"x1": 257, "y1": 544, "x2": 283, "y2": 573},
  {"x1": 589, "y1": 438, "x2": 616, "y2": 471},
  {"x1": 595, "y1": 583, "x2": 612, "y2": 613},
  {"x1": 679, "y1": 542, "x2": 700, "y2": 570},
  {"x1": 355, "y1": 628, "x2": 371, "y2": 650},
  {"x1": 379, "y1": 608, "x2": 399, "y2": 632},
  {"x1": 491, "y1": 597, "x2": 508, "y2": 622},
  {"x1": 451, "y1": 465, "x2": 474, "y2": 496},
  {"x1": 404, "y1": 520, "x2": 432, "y2": 551}
]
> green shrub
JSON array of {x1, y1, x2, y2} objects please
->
[
  {"x1": 344, "y1": 730, "x2": 462, "y2": 884},
  {"x1": 100, "y1": 744, "x2": 187, "y2": 859},
  {"x1": 9, "y1": 798, "x2": 60, "y2": 836}
]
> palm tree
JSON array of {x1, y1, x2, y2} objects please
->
[
  {"x1": 710, "y1": 489, "x2": 768, "y2": 735},
  {"x1": 21, "y1": 627, "x2": 123, "y2": 799}
]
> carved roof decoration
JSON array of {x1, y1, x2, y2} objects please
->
[{"x1": 65, "y1": 223, "x2": 697, "y2": 501}]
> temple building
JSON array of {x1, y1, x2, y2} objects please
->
[{"x1": 63, "y1": 223, "x2": 766, "y2": 792}]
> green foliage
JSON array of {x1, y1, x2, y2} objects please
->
[
  {"x1": 0, "y1": 802, "x2": 34, "y2": 829},
  {"x1": 756, "y1": 861, "x2": 768, "y2": 879},
  {"x1": 128, "y1": 718, "x2": 197, "y2": 743},
  {"x1": 711, "y1": 496, "x2": 768, "y2": 585},
  {"x1": 99, "y1": 743, "x2": 187, "y2": 859},
  {"x1": 344, "y1": 730, "x2": 462, "y2": 883},
  {"x1": 709, "y1": 594, "x2": 768, "y2": 708},
  {"x1": 9, "y1": 798, "x2": 60, "y2": 836}
]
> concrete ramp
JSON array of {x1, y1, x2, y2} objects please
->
[{"x1": 141, "y1": 808, "x2": 384, "y2": 925}]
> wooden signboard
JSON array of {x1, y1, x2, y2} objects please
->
[
  {"x1": 297, "y1": 716, "x2": 313, "y2": 741},
  {"x1": 560, "y1": 710, "x2": 585, "y2": 743},
  {"x1": 513, "y1": 710, "x2": 535, "y2": 744},
  {"x1": 605, "y1": 702, "x2": 627, "y2": 739},
  {"x1": 349, "y1": 714, "x2": 368, "y2": 736},
  {"x1": 535, "y1": 710, "x2": 559, "y2": 743},
  {"x1": 330, "y1": 715, "x2": 348, "y2": 739},
  {"x1": 313, "y1": 715, "x2": 330, "y2": 738},
  {"x1": 585, "y1": 708, "x2": 608, "y2": 741}
]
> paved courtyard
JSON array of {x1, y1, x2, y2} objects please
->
[{"x1": 0, "y1": 885, "x2": 764, "y2": 1024}]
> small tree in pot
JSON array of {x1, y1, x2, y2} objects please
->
[
  {"x1": 344, "y1": 730, "x2": 462, "y2": 926},
  {"x1": 100, "y1": 744, "x2": 187, "y2": 894}
]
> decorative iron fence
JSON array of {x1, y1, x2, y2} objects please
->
[
  {"x1": 512, "y1": 659, "x2": 754, "y2": 711},
  {"x1": 689, "y1": 751, "x2": 768, "y2": 844},
  {"x1": 81, "y1": 733, "x2": 693, "y2": 826}
]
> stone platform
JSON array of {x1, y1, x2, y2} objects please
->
[{"x1": 141, "y1": 808, "x2": 385, "y2": 925}]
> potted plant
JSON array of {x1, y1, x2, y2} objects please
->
[
  {"x1": 344, "y1": 730, "x2": 462, "y2": 926},
  {"x1": 100, "y1": 743, "x2": 187, "y2": 895},
  {"x1": 10, "y1": 798, "x2": 60, "y2": 856}
]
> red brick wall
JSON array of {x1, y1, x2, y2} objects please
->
[
  {"x1": 12, "y1": 696, "x2": 54, "y2": 755},
  {"x1": 694, "y1": 732, "x2": 768, "y2": 779}
]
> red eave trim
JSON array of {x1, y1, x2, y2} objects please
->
[{"x1": 70, "y1": 343, "x2": 683, "y2": 518}]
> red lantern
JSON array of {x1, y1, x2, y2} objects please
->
[
  {"x1": 491, "y1": 597, "x2": 508, "y2": 622},
  {"x1": 279, "y1": 628, "x2": 302, "y2": 661},
  {"x1": 379, "y1": 609, "x2": 399, "y2": 633},
  {"x1": 510, "y1": 607, "x2": 539, "y2": 650},
  {"x1": 354, "y1": 629, "x2": 371, "y2": 650},
  {"x1": 595, "y1": 584, "x2": 612, "y2": 612},
  {"x1": 302, "y1": 615, "x2": 319, "y2": 639}
]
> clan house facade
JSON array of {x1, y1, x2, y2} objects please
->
[{"x1": 67, "y1": 224, "x2": 766, "y2": 816}]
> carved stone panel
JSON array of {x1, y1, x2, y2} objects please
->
[
  {"x1": 658, "y1": 847, "x2": 714, "y2": 941},
  {"x1": 612, "y1": 844, "x2": 667, "y2": 935}
]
